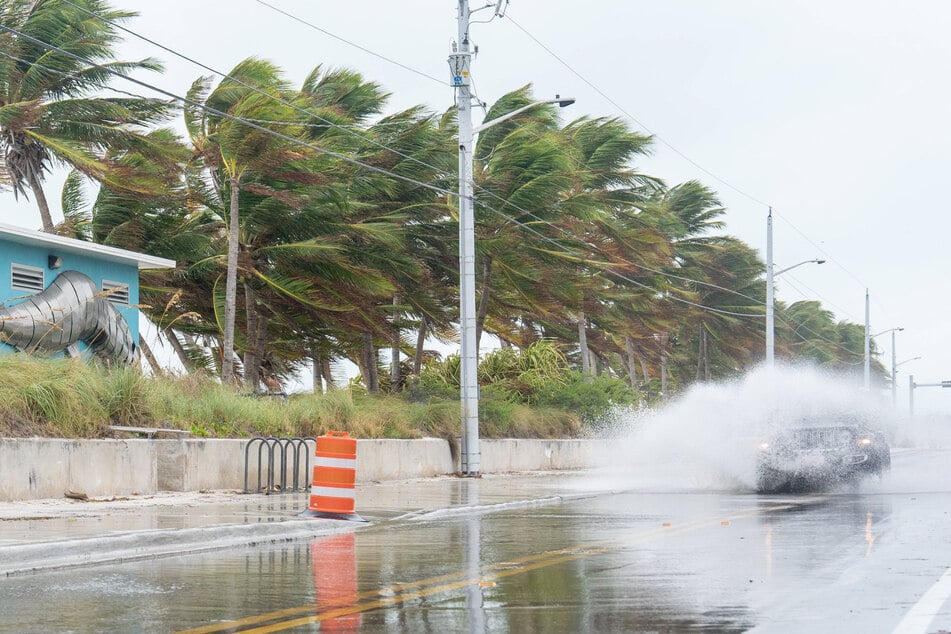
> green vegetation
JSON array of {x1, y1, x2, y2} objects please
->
[
  {"x1": 0, "y1": 0, "x2": 889, "y2": 424},
  {"x1": 0, "y1": 355, "x2": 588, "y2": 440}
]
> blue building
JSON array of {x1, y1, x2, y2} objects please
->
[{"x1": 0, "y1": 222, "x2": 176, "y2": 364}]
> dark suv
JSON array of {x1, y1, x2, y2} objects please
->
[{"x1": 756, "y1": 419, "x2": 891, "y2": 493}]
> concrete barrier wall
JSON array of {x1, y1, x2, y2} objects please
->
[
  {"x1": 0, "y1": 437, "x2": 611, "y2": 501},
  {"x1": 0, "y1": 439, "x2": 156, "y2": 500}
]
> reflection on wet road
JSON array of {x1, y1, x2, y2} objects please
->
[{"x1": 1, "y1": 450, "x2": 951, "y2": 633}]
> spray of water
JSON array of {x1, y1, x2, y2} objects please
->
[{"x1": 596, "y1": 364, "x2": 892, "y2": 493}]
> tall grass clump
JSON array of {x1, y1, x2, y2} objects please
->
[{"x1": 0, "y1": 356, "x2": 108, "y2": 436}]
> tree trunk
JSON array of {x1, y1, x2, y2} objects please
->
[
  {"x1": 362, "y1": 332, "x2": 379, "y2": 393},
  {"x1": 28, "y1": 170, "x2": 55, "y2": 233},
  {"x1": 625, "y1": 335, "x2": 639, "y2": 387},
  {"x1": 696, "y1": 322, "x2": 705, "y2": 381},
  {"x1": 703, "y1": 327, "x2": 711, "y2": 381},
  {"x1": 578, "y1": 311, "x2": 591, "y2": 376},
  {"x1": 221, "y1": 175, "x2": 241, "y2": 384},
  {"x1": 311, "y1": 348, "x2": 323, "y2": 394},
  {"x1": 321, "y1": 358, "x2": 334, "y2": 391},
  {"x1": 658, "y1": 333, "x2": 669, "y2": 400},
  {"x1": 250, "y1": 304, "x2": 268, "y2": 391},
  {"x1": 138, "y1": 335, "x2": 163, "y2": 376},
  {"x1": 475, "y1": 256, "x2": 493, "y2": 351},
  {"x1": 243, "y1": 282, "x2": 259, "y2": 390},
  {"x1": 390, "y1": 293, "x2": 401, "y2": 389},
  {"x1": 634, "y1": 341, "x2": 650, "y2": 383},
  {"x1": 413, "y1": 317, "x2": 427, "y2": 376},
  {"x1": 163, "y1": 327, "x2": 194, "y2": 373}
]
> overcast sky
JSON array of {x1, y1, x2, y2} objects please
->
[{"x1": 4, "y1": 1, "x2": 949, "y2": 414}]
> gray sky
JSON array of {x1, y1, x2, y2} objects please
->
[{"x1": 4, "y1": 1, "x2": 949, "y2": 413}]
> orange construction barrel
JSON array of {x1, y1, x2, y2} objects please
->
[{"x1": 300, "y1": 431, "x2": 366, "y2": 522}]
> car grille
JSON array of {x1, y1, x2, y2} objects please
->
[{"x1": 790, "y1": 428, "x2": 853, "y2": 449}]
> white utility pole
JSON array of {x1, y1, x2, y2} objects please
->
[
  {"x1": 891, "y1": 329, "x2": 898, "y2": 406},
  {"x1": 449, "y1": 2, "x2": 573, "y2": 476},
  {"x1": 864, "y1": 289, "x2": 870, "y2": 390},
  {"x1": 451, "y1": 0, "x2": 479, "y2": 476},
  {"x1": 765, "y1": 209, "x2": 775, "y2": 367}
]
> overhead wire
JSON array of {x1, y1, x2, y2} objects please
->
[
  {"x1": 230, "y1": 1, "x2": 881, "y2": 350},
  {"x1": 0, "y1": 23, "x2": 458, "y2": 201},
  {"x1": 0, "y1": 20, "x2": 864, "y2": 347},
  {"x1": 503, "y1": 12, "x2": 876, "y2": 310},
  {"x1": 251, "y1": 0, "x2": 446, "y2": 87},
  {"x1": 31, "y1": 4, "x2": 774, "y2": 316}
]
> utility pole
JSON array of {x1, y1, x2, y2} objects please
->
[
  {"x1": 891, "y1": 329, "x2": 897, "y2": 407},
  {"x1": 863, "y1": 289, "x2": 870, "y2": 390},
  {"x1": 909, "y1": 375, "x2": 915, "y2": 417},
  {"x1": 450, "y1": 0, "x2": 479, "y2": 476},
  {"x1": 765, "y1": 208, "x2": 774, "y2": 367}
]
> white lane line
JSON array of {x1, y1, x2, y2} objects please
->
[{"x1": 892, "y1": 566, "x2": 951, "y2": 634}]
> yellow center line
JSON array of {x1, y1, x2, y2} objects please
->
[{"x1": 176, "y1": 502, "x2": 799, "y2": 634}]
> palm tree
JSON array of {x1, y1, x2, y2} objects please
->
[
  {"x1": 0, "y1": 0, "x2": 170, "y2": 231},
  {"x1": 185, "y1": 58, "x2": 306, "y2": 384}
]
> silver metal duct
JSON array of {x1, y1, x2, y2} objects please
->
[{"x1": 0, "y1": 270, "x2": 137, "y2": 365}]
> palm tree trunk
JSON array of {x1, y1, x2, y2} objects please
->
[
  {"x1": 138, "y1": 335, "x2": 163, "y2": 376},
  {"x1": 243, "y1": 282, "x2": 258, "y2": 390},
  {"x1": 163, "y1": 327, "x2": 194, "y2": 373},
  {"x1": 221, "y1": 175, "x2": 241, "y2": 384},
  {"x1": 658, "y1": 333, "x2": 669, "y2": 400},
  {"x1": 362, "y1": 332, "x2": 379, "y2": 393},
  {"x1": 703, "y1": 328, "x2": 712, "y2": 381},
  {"x1": 390, "y1": 293, "x2": 401, "y2": 389},
  {"x1": 578, "y1": 311, "x2": 591, "y2": 376},
  {"x1": 633, "y1": 340, "x2": 650, "y2": 383},
  {"x1": 475, "y1": 256, "x2": 493, "y2": 351},
  {"x1": 625, "y1": 335, "x2": 639, "y2": 388},
  {"x1": 311, "y1": 348, "x2": 323, "y2": 394},
  {"x1": 28, "y1": 170, "x2": 55, "y2": 233},
  {"x1": 413, "y1": 317, "x2": 427, "y2": 376},
  {"x1": 696, "y1": 322, "x2": 705, "y2": 381},
  {"x1": 321, "y1": 358, "x2": 334, "y2": 390}
]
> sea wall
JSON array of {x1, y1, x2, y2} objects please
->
[{"x1": 0, "y1": 437, "x2": 610, "y2": 501}]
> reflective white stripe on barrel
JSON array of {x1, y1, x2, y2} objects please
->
[
  {"x1": 311, "y1": 485, "x2": 356, "y2": 499},
  {"x1": 314, "y1": 456, "x2": 356, "y2": 469}
]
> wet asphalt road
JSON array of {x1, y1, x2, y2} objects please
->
[{"x1": 1, "y1": 449, "x2": 950, "y2": 633}]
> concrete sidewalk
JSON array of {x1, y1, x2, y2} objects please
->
[{"x1": 0, "y1": 472, "x2": 607, "y2": 576}]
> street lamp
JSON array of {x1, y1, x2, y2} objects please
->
[
  {"x1": 765, "y1": 209, "x2": 825, "y2": 366},
  {"x1": 451, "y1": 0, "x2": 574, "y2": 476},
  {"x1": 872, "y1": 327, "x2": 903, "y2": 406}
]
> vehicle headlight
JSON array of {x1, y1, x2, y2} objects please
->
[
  {"x1": 857, "y1": 437, "x2": 872, "y2": 446},
  {"x1": 758, "y1": 442, "x2": 771, "y2": 451}
]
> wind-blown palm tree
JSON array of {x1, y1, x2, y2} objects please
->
[
  {"x1": 185, "y1": 58, "x2": 306, "y2": 383},
  {"x1": 0, "y1": 0, "x2": 170, "y2": 231}
]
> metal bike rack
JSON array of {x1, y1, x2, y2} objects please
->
[{"x1": 243, "y1": 436, "x2": 315, "y2": 495}]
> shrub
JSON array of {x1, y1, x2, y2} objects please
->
[{"x1": 536, "y1": 372, "x2": 639, "y2": 427}]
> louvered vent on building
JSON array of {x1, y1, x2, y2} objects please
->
[
  {"x1": 102, "y1": 280, "x2": 130, "y2": 304},
  {"x1": 11, "y1": 264, "x2": 44, "y2": 292}
]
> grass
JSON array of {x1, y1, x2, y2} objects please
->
[{"x1": 0, "y1": 356, "x2": 588, "y2": 440}]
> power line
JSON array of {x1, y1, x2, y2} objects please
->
[
  {"x1": 0, "y1": 23, "x2": 457, "y2": 201},
  {"x1": 13, "y1": 5, "x2": 774, "y2": 317},
  {"x1": 59, "y1": 0, "x2": 457, "y2": 182},
  {"x1": 1, "y1": 22, "x2": 869, "y2": 338},
  {"x1": 504, "y1": 11, "x2": 875, "y2": 311},
  {"x1": 252, "y1": 0, "x2": 446, "y2": 87}
]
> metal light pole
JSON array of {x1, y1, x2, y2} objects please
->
[
  {"x1": 871, "y1": 327, "x2": 904, "y2": 406},
  {"x1": 765, "y1": 209, "x2": 825, "y2": 366},
  {"x1": 892, "y1": 329, "x2": 897, "y2": 405},
  {"x1": 450, "y1": 0, "x2": 574, "y2": 475}
]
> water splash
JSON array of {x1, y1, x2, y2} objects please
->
[{"x1": 596, "y1": 364, "x2": 891, "y2": 493}]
